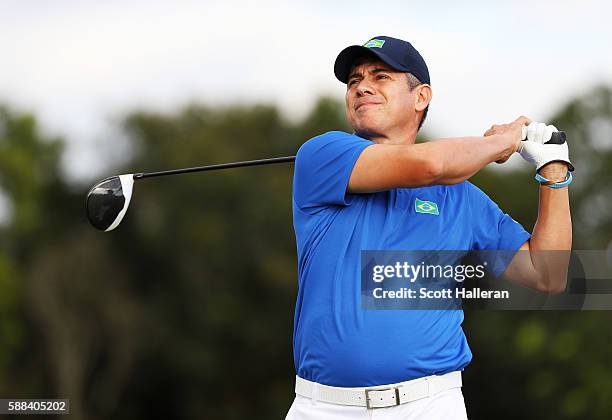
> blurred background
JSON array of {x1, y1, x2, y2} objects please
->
[{"x1": 1, "y1": 1, "x2": 611, "y2": 419}]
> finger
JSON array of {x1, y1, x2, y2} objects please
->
[
  {"x1": 527, "y1": 122, "x2": 547, "y2": 144},
  {"x1": 536, "y1": 122, "x2": 546, "y2": 143},
  {"x1": 484, "y1": 125, "x2": 498, "y2": 136},
  {"x1": 526, "y1": 121, "x2": 537, "y2": 142},
  {"x1": 524, "y1": 121, "x2": 538, "y2": 141},
  {"x1": 514, "y1": 115, "x2": 532, "y2": 126}
]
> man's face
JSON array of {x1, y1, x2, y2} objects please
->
[{"x1": 345, "y1": 59, "x2": 416, "y2": 139}]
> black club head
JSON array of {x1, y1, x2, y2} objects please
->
[{"x1": 86, "y1": 174, "x2": 134, "y2": 231}]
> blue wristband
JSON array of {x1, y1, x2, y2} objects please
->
[{"x1": 535, "y1": 171, "x2": 573, "y2": 188}]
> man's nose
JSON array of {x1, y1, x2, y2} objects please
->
[{"x1": 356, "y1": 80, "x2": 375, "y2": 96}]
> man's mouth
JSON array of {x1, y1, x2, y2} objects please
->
[{"x1": 355, "y1": 101, "x2": 383, "y2": 111}]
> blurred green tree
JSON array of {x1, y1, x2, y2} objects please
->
[
  {"x1": 0, "y1": 106, "x2": 143, "y2": 420},
  {"x1": 0, "y1": 105, "x2": 65, "y2": 402}
]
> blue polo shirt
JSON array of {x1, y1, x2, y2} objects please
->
[{"x1": 291, "y1": 131, "x2": 530, "y2": 387}]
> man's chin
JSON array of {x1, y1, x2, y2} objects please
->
[{"x1": 353, "y1": 126, "x2": 383, "y2": 140}]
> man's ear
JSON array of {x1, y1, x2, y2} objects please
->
[{"x1": 415, "y1": 84, "x2": 432, "y2": 112}]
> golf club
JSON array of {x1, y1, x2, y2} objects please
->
[
  {"x1": 86, "y1": 155, "x2": 296, "y2": 232},
  {"x1": 86, "y1": 131, "x2": 566, "y2": 232}
]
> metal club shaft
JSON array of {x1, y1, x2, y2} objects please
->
[{"x1": 132, "y1": 156, "x2": 296, "y2": 180}]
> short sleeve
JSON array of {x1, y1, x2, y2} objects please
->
[
  {"x1": 466, "y1": 182, "x2": 531, "y2": 276},
  {"x1": 293, "y1": 131, "x2": 373, "y2": 212}
]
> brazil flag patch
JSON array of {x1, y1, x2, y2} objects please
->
[
  {"x1": 364, "y1": 39, "x2": 385, "y2": 48},
  {"x1": 415, "y1": 198, "x2": 439, "y2": 215}
]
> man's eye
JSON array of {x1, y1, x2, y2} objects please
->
[
  {"x1": 348, "y1": 79, "x2": 359, "y2": 87},
  {"x1": 377, "y1": 74, "x2": 389, "y2": 80}
]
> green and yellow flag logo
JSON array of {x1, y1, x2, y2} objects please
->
[
  {"x1": 364, "y1": 39, "x2": 385, "y2": 48},
  {"x1": 415, "y1": 198, "x2": 439, "y2": 215}
]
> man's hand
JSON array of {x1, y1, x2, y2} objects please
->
[
  {"x1": 518, "y1": 121, "x2": 574, "y2": 173},
  {"x1": 483, "y1": 116, "x2": 532, "y2": 163}
]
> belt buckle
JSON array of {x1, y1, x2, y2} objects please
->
[{"x1": 365, "y1": 386, "x2": 401, "y2": 409}]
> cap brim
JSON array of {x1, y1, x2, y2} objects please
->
[{"x1": 334, "y1": 45, "x2": 409, "y2": 84}]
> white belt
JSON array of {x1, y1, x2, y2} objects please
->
[{"x1": 295, "y1": 371, "x2": 462, "y2": 409}]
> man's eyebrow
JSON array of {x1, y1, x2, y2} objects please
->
[
  {"x1": 347, "y1": 69, "x2": 362, "y2": 81},
  {"x1": 348, "y1": 67, "x2": 394, "y2": 80}
]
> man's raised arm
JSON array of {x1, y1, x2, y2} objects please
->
[{"x1": 348, "y1": 117, "x2": 529, "y2": 193}]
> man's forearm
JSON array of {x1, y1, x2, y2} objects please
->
[
  {"x1": 531, "y1": 164, "x2": 572, "y2": 250},
  {"x1": 418, "y1": 134, "x2": 512, "y2": 185},
  {"x1": 528, "y1": 163, "x2": 572, "y2": 292}
]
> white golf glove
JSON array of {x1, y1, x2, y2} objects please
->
[{"x1": 518, "y1": 122, "x2": 574, "y2": 172}]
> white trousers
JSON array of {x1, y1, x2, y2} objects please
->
[{"x1": 285, "y1": 387, "x2": 468, "y2": 420}]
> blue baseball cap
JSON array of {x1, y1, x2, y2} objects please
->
[{"x1": 334, "y1": 36, "x2": 430, "y2": 85}]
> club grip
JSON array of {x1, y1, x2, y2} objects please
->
[
  {"x1": 521, "y1": 127, "x2": 566, "y2": 144},
  {"x1": 545, "y1": 131, "x2": 566, "y2": 144}
]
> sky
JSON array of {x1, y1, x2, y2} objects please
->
[{"x1": 1, "y1": 0, "x2": 611, "y2": 181}]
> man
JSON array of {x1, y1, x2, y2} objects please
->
[{"x1": 286, "y1": 36, "x2": 573, "y2": 419}]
